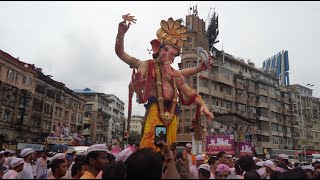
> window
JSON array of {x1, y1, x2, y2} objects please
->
[
  {"x1": 8, "y1": 69, "x2": 17, "y2": 81},
  {"x1": 257, "y1": 96, "x2": 267, "y2": 103},
  {"x1": 273, "y1": 136, "x2": 279, "y2": 145},
  {"x1": 258, "y1": 135, "x2": 269, "y2": 142},
  {"x1": 278, "y1": 125, "x2": 283, "y2": 132},
  {"x1": 236, "y1": 89, "x2": 245, "y2": 97},
  {"x1": 270, "y1": 87, "x2": 276, "y2": 94},
  {"x1": 193, "y1": 61, "x2": 197, "y2": 67},
  {"x1": 271, "y1": 98, "x2": 276, "y2": 105},
  {"x1": 216, "y1": 100, "x2": 219, "y2": 107},
  {"x1": 256, "y1": 83, "x2": 268, "y2": 90},
  {"x1": 226, "y1": 88, "x2": 232, "y2": 95},
  {"x1": 186, "y1": 62, "x2": 191, "y2": 68},
  {"x1": 258, "y1": 121, "x2": 269, "y2": 131},
  {"x1": 22, "y1": 75, "x2": 26, "y2": 84},
  {"x1": 201, "y1": 79, "x2": 208, "y2": 87},
  {"x1": 272, "y1": 123, "x2": 278, "y2": 132},
  {"x1": 270, "y1": 112, "x2": 277, "y2": 119},
  {"x1": 247, "y1": 80, "x2": 255, "y2": 87},
  {"x1": 248, "y1": 106, "x2": 256, "y2": 114},
  {"x1": 238, "y1": 104, "x2": 246, "y2": 112},
  {"x1": 248, "y1": 93, "x2": 255, "y2": 99},
  {"x1": 226, "y1": 102, "x2": 232, "y2": 110},
  {"x1": 221, "y1": 102, "x2": 224, "y2": 108},
  {"x1": 258, "y1": 108, "x2": 269, "y2": 118},
  {"x1": 193, "y1": 77, "x2": 197, "y2": 85}
]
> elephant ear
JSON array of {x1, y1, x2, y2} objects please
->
[{"x1": 150, "y1": 39, "x2": 161, "y2": 54}]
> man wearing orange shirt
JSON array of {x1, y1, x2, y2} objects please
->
[{"x1": 80, "y1": 144, "x2": 109, "y2": 179}]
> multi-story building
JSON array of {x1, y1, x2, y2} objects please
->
[
  {"x1": 124, "y1": 116, "x2": 143, "y2": 135},
  {"x1": 74, "y1": 88, "x2": 112, "y2": 143},
  {"x1": 178, "y1": 14, "x2": 295, "y2": 157},
  {"x1": 0, "y1": 50, "x2": 85, "y2": 144},
  {"x1": 105, "y1": 94, "x2": 125, "y2": 143},
  {"x1": 289, "y1": 84, "x2": 320, "y2": 153}
]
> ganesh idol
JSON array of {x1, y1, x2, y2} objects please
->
[{"x1": 115, "y1": 14, "x2": 214, "y2": 150}]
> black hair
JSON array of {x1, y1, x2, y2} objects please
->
[
  {"x1": 217, "y1": 151, "x2": 226, "y2": 159},
  {"x1": 51, "y1": 159, "x2": 66, "y2": 174},
  {"x1": 102, "y1": 161, "x2": 126, "y2": 179},
  {"x1": 107, "y1": 153, "x2": 116, "y2": 163},
  {"x1": 126, "y1": 148, "x2": 163, "y2": 179},
  {"x1": 238, "y1": 156, "x2": 254, "y2": 172},
  {"x1": 234, "y1": 161, "x2": 243, "y2": 175},
  {"x1": 244, "y1": 169, "x2": 260, "y2": 179},
  {"x1": 207, "y1": 156, "x2": 218, "y2": 166},
  {"x1": 199, "y1": 168, "x2": 211, "y2": 178},
  {"x1": 75, "y1": 155, "x2": 87, "y2": 164},
  {"x1": 71, "y1": 162, "x2": 85, "y2": 177}
]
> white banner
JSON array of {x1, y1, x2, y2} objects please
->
[{"x1": 17, "y1": 143, "x2": 45, "y2": 151}]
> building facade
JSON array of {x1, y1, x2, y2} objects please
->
[
  {"x1": 74, "y1": 88, "x2": 112, "y2": 143},
  {"x1": 124, "y1": 116, "x2": 143, "y2": 135},
  {"x1": 105, "y1": 94, "x2": 125, "y2": 143},
  {"x1": 178, "y1": 14, "x2": 297, "y2": 157},
  {"x1": 0, "y1": 50, "x2": 85, "y2": 144},
  {"x1": 289, "y1": 84, "x2": 320, "y2": 153}
]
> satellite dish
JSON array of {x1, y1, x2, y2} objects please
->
[{"x1": 197, "y1": 47, "x2": 209, "y2": 67}]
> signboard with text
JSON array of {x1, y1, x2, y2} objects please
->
[
  {"x1": 17, "y1": 143, "x2": 45, "y2": 151},
  {"x1": 46, "y1": 137, "x2": 73, "y2": 145},
  {"x1": 236, "y1": 142, "x2": 254, "y2": 157},
  {"x1": 206, "y1": 135, "x2": 235, "y2": 155}
]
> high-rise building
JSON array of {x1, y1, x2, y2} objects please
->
[{"x1": 178, "y1": 14, "x2": 297, "y2": 157}]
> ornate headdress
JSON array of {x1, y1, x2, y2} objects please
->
[{"x1": 156, "y1": 17, "x2": 188, "y2": 50}]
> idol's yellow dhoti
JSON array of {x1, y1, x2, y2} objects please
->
[{"x1": 140, "y1": 103, "x2": 178, "y2": 150}]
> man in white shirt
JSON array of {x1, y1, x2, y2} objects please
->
[
  {"x1": 3, "y1": 158, "x2": 24, "y2": 179},
  {"x1": 35, "y1": 150, "x2": 48, "y2": 179},
  {"x1": 19, "y1": 148, "x2": 35, "y2": 179},
  {"x1": 190, "y1": 154, "x2": 205, "y2": 179}
]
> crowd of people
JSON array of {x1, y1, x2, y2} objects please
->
[{"x1": 0, "y1": 142, "x2": 320, "y2": 179}]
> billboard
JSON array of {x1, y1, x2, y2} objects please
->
[
  {"x1": 236, "y1": 142, "x2": 254, "y2": 157},
  {"x1": 206, "y1": 135, "x2": 235, "y2": 155}
]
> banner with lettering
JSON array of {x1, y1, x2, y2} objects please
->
[
  {"x1": 17, "y1": 143, "x2": 45, "y2": 151},
  {"x1": 206, "y1": 135, "x2": 235, "y2": 155},
  {"x1": 236, "y1": 142, "x2": 254, "y2": 157}
]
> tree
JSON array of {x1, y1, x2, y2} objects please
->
[{"x1": 128, "y1": 131, "x2": 141, "y2": 145}]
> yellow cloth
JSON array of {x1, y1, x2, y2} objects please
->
[
  {"x1": 140, "y1": 103, "x2": 178, "y2": 150},
  {"x1": 80, "y1": 171, "x2": 96, "y2": 179}
]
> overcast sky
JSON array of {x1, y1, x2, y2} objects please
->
[{"x1": 1, "y1": 1, "x2": 320, "y2": 116}]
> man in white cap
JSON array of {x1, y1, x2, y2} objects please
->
[
  {"x1": 278, "y1": 154, "x2": 291, "y2": 170},
  {"x1": 265, "y1": 154, "x2": 271, "y2": 160},
  {"x1": 80, "y1": 144, "x2": 109, "y2": 179},
  {"x1": 183, "y1": 143, "x2": 195, "y2": 168},
  {"x1": 190, "y1": 154, "x2": 204, "y2": 179},
  {"x1": 19, "y1": 148, "x2": 34, "y2": 179},
  {"x1": 45, "y1": 153, "x2": 67, "y2": 179},
  {"x1": 3, "y1": 158, "x2": 24, "y2": 179},
  {"x1": 198, "y1": 164, "x2": 211, "y2": 179}
]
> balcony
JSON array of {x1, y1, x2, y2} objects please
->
[
  {"x1": 282, "y1": 97, "x2": 290, "y2": 104},
  {"x1": 256, "y1": 89, "x2": 268, "y2": 96},
  {"x1": 247, "y1": 98, "x2": 256, "y2": 107},
  {"x1": 248, "y1": 112, "x2": 257, "y2": 120},
  {"x1": 283, "y1": 109, "x2": 292, "y2": 116},
  {"x1": 246, "y1": 85, "x2": 256, "y2": 94},
  {"x1": 235, "y1": 81, "x2": 245, "y2": 90},
  {"x1": 213, "y1": 74, "x2": 234, "y2": 87},
  {"x1": 257, "y1": 101, "x2": 268, "y2": 108},
  {"x1": 235, "y1": 96, "x2": 247, "y2": 104}
]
